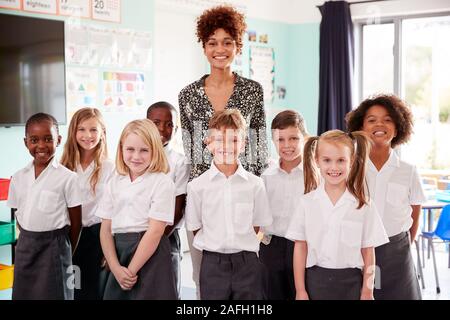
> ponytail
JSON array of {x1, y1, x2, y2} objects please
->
[
  {"x1": 346, "y1": 131, "x2": 371, "y2": 209},
  {"x1": 303, "y1": 136, "x2": 320, "y2": 194}
]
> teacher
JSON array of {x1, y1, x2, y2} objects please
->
[{"x1": 178, "y1": 5, "x2": 269, "y2": 182}]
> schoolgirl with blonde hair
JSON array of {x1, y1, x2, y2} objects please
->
[
  {"x1": 286, "y1": 130, "x2": 389, "y2": 300},
  {"x1": 97, "y1": 119, "x2": 177, "y2": 300}
]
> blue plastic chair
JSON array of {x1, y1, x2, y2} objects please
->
[{"x1": 418, "y1": 204, "x2": 450, "y2": 294}]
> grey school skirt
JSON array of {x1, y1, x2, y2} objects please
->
[
  {"x1": 13, "y1": 226, "x2": 73, "y2": 300},
  {"x1": 374, "y1": 231, "x2": 422, "y2": 300},
  {"x1": 102, "y1": 232, "x2": 177, "y2": 300},
  {"x1": 305, "y1": 266, "x2": 363, "y2": 300}
]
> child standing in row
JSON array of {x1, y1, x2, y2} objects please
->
[
  {"x1": 61, "y1": 107, "x2": 115, "y2": 300},
  {"x1": 97, "y1": 119, "x2": 177, "y2": 300},
  {"x1": 286, "y1": 130, "x2": 388, "y2": 300},
  {"x1": 346, "y1": 94, "x2": 426, "y2": 300},
  {"x1": 185, "y1": 109, "x2": 272, "y2": 300},
  {"x1": 260, "y1": 110, "x2": 308, "y2": 300},
  {"x1": 146, "y1": 101, "x2": 190, "y2": 300},
  {"x1": 7, "y1": 113, "x2": 82, "y2": 300}
]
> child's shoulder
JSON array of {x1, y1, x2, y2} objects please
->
[
  {"x1": 188, "y1": 170, "x2": 209, "y2": 189},
  {"x1": 12, "y1": 161, "x2": 33, "y2": 178},
  {"x1": 300, "y1": 188, "x2": 319, "y2": 202},
  {"x1": 244, "y1": 170, "x2": 265, "y2": 186},
  {"x1": 148, "y1": 171, "x2": 175, "y2": 186},
  {"x1": 55, "y1": 162, "x2": 78, "y2": 178},
  {"x1": 397, "y1": 158, "x2": 417, "y2": 172},
  {"x1": 261, "y1": 160, "x2": 279, "y2": 177}
]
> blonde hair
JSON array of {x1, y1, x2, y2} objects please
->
[
  {"x1": 61, "y1": 107, "x2": 108, "y2": 195},
  {"x1": 209, "y1": 109, "x2": 246, "y2": 136},
  {"x1": 303, "y1": 130, "x2": 371, "y2": 209},
  {"x1": 116, "y1": 119, "x2": 169, "y2": 175}
]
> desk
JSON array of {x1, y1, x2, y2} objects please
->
[{"x1": 422, "y1": 201, "x2": 448, "y2": 232}]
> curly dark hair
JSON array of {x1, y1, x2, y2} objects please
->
[
  {"x1": 345, "y1": 94, "x2": 414, "y2": 148},
  {"x1": 196, "y1": 5, "x2": 246, "y2": 54}
]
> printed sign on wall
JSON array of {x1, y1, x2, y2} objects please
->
[
  {"x1": 23, "y1": 0, "x2": 57, "y2": 14},
  {"x1": 0, "y1": 0, "x2": 21, "y2": 10},
  {"x1": 92, "y1": 0, "x2": 120, "y2": 23},
  {"x1": 58, "y1": 0, "x2": 90, "y2": 18}
]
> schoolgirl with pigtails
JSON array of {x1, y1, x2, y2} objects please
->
[{"x1": 286, "y1": 130, "x2": 389, "y2": 300}]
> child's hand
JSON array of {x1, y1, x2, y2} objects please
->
[
  {"x1": 296, "y1": 290, "x2": 309, "y2": 300},
  {"x1": 360, "y1": 290, "x2": 374, "y2": 300},
  {"x1": 112, "y1": 266, "x2": 138, "y2": 291}
]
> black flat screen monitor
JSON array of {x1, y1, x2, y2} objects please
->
[{"x1": 0, "y1": 13, "x2": 66, "y2": 126}]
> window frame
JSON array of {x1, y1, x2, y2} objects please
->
[{"x1": 354, "y1": 11, "x2": 450, "y2": 104}]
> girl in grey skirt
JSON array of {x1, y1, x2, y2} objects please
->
[
  {"x1": 286, "y1": 130, "x2": 389, "y2": 300},
  {"x1": 96, "y1": 119, "x2": 177, "y2": 300},
  {"x1": 346, "y1": 95, "x2": 426, "y2": 300}
]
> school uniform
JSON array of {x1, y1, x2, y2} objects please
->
[
  {"x1": 286, "y1": 183, "x2": 389, "y2": 300},
  {"x1": 7, "y1": 158, "x2": 82, "y2": 300},
  {"x1": 366, "y1": 150, "x2": 426, "y2": 300},
  {"x1": 164, "y1": 145, "x2": 190, "y2": 300},
  {"x1": 73, "y1": 159, "x2": 115, "y2": 300},
  {"x1": 260, "y1": 161, "x2": 304, "y2": 300},
  {"x1": 96, "y1": 171, "x2": 177, "y2": 300},
  {"x1": 185, "y1": 162, "x2": 272, "y2": 300}
]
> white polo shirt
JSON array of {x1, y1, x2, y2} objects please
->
[
  {"x1": 366, "y1": 150, "x2": 426, "y2": 237},
  {"x1": 261, "y1": 160, "x2": 305, "y2": 238},
  {"x1": 286, "y1": 183, "x2": 389, "y2": 269},
  {"x1": 165, "y1": 146, "x2": 190, "y2": 229},
  {"x1": 96, "y1": 171, "x2": 175, "y2": 234},
  {"x1": 7, "y1": 158, "x2": 82, "y2": 232},
  {"x1": 76, "y1": 159, "x2": 115, "y2": 227},
  {"x1": 185, "y1": 162, "x2": 272, "y2": 254}
]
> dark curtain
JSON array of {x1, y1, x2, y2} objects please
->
[{"x1": 317, "y1": 1, "x2": 354, "y2": 134}]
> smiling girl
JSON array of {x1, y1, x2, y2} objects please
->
[
  {"x1": 96, "y1": 119, "x2": 177, "y2": 300},
  {"x1": 286, "y1": 130, "x2": 388, "y2": 300},
  {"x1": 346, "y1": 94, "x2": 426, "y2": 300}
]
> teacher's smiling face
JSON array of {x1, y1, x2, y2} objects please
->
[{"x1": 204, "y1": 28, "x2": 237, "y2": 70}]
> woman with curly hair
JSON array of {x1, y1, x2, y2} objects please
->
[
  {"x1": 178, "y1": 5, "x2": 269, "y2": 299},
  {"x1": 346, "y1": 94, "x2": 426, "y2": 300}
]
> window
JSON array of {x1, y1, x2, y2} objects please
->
[{"x1": 357, "y1": 14, "x2": 450, "y2": 170}]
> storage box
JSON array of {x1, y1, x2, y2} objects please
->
[
  {"x1": 0, "y1": 221, "x2": 16, "y2": 246},
  {"x1": 0, "y1": 179, "x2": 10, "y2": 200},
  {"x1": 0, "y1": 264, "x2": 14, "y2": 290}
]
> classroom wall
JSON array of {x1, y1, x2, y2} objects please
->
[
  {"x1": 0, "y1": 0, "x2": 155, "y2": 299},
  {"x1": 1, "y1": 0, "x2": 447, "y2": 299}
]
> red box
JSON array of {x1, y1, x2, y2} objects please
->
[{"x1": 0, "y1": 178, "x2": 10, "y2": 201}]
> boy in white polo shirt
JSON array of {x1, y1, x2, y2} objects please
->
[
  {"x1": 260, "y1": 110, "x2": 308, "y2": 300},
  {"x1": 147, "y1": 101, "x2": 190, "y2": 300},
  {"x1": 185, "y1": 109, "x2": 272, "y2": 300},
  {"x1": 7, "y1": 113, "x2": 82, "y2": 300}
]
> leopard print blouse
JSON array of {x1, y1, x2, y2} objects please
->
[{"x1": 178, "y1": 72, "x2": 269, "y2": 181}]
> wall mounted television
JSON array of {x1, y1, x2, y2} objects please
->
[{"x1": 0, "y1": 13, "x2": 66, "y2": 127}]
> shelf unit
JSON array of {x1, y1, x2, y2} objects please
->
[{"x1": 0, "y1": 179, "x2": 15, "y2": 292}]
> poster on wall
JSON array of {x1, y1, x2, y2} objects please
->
[
  {"x1": 250, "y1": 46, "x2": 275, "y2": 103},
  {"x1": 88, "y1": 25, "x2": 115, "y2": 66},
  {"x1": 0, "y1": 0, "x2": 21, "y2": 9},
  {"x1": 132, "y1": 31, "x2": 152, "y2": 69},
  {"x1": 92, "y1": 0, "x2": 121, "y2": 23},
  {"x1": 23, "y1": 0, "x2": 57, "y2": 14},
  {"x1": 58, "y1": 0, "x2": 90, "y2": 18},
  {"x1": 114, "y1": 28, "x2": 134, "y2": 67},
  {"x1": 66, "y1": 67, "x2": 98, "y2": 117},
  {"x1": 102, "y1": 72, "x2": 145, "y2": 112},
  {"x1": 66, "y1": 23, "x2": 90, "y2": 65}
]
